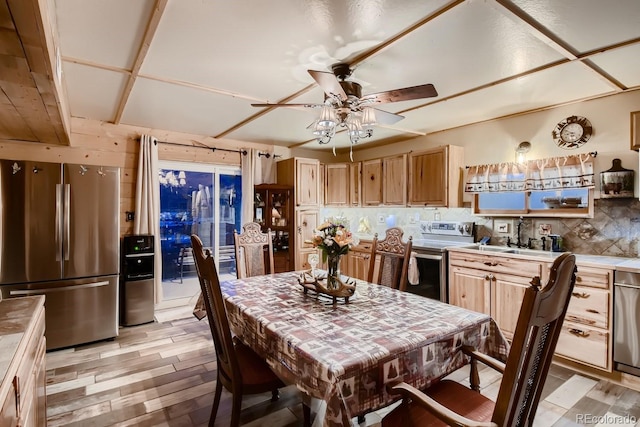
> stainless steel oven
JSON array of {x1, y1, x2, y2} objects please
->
[{"x1": 408, "y1": 221, "x2": 475, "y2": 302}]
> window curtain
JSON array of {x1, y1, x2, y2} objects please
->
[
  {"x1": 240, "y1": 148, "x2": 276, "y2": 226},
  {"x1": 134, "y1": 135, "x2": 163, "y2": 303},
  {"x1": 465, "y1": 153, "x2": 595, "y2": 193},
  {"x1": 240, "y1": 149, "x2": 255, "y2": 227}
]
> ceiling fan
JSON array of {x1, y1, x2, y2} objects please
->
[{"x1": 251, "y1": 63, "x2": 438, "y2": 151}]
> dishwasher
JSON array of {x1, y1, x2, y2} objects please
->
[{"x1": 614, "y1": 270, "x2": 640, "y2": 376}]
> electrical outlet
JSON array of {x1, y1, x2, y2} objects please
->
[
  {"x1": 377, "y1": 213, "x2": 385, "y2": 224},
  {"x1": 495, "y1": 221, "x2": 510, "y2": 234}
]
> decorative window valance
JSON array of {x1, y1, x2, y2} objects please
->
[{"x1": 465, "y1": 153, "x2": 595, "y2": 193}]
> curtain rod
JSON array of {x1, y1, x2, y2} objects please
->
[
  {"x1": 157, "y1": 140, "x2": 247, "y2": 156},
  {"x1": 465, "y1": 151, "x2": 598, "y2": 169}
]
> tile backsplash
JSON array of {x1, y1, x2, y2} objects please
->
[{"x1": 321, "y1": 198, "x2": 640, "y2": 258}]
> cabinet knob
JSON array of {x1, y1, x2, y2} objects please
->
[{"x1": 483, "y1": 261, "x2": 498, "y2": 266}]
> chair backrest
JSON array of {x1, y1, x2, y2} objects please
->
[
  {"x1": 492, "y1": 252, "x2": 577, "y2": 426},
  {"x1": 191, "y1": 234, "x2": 241, "y2": 391},
  {"x1": 367, "y1": 227, "x2": 413, "y2": 291},
  {"x1": 233, "y1": 222, "x2": 275, "y2": 278}
]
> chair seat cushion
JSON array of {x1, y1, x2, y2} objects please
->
[
  {"x1": 234, "y1": 341, "x2": 284, "y2": 388},
  {"x1": 383, "y1": 380, "x2": 495, "y2": 426}
]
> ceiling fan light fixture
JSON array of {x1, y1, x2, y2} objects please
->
[
  {"x1": 318, "y1": 105, "x2": 337, "y2": 128},
  {"x1": 361, "y1": 107, "x2": 376, "y2": 127}
]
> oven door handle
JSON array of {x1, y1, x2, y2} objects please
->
[{"x1": 413, "y1": 253, "x2": 443, "y2": 261}]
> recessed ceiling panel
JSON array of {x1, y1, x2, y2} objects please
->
[
  {"x1": 121, "y1": 77, "x2": 259, "y2": 137},
  {"x1": 62, "y1": 63, "x2": 128, "y2": 122},
  {"x1": 346, "y1": 0, "x2": 566, "y2": 101},
  {"x1": 395, "y1": 61, "x2": 616, "y2": 135},
  {"x1": 55, "y1": 0, "x2": 155, "y2": 69},
  {"x1": 141, "y1": 0, "x2": 450, "y2": 101},
  {"x1": 589, "y1": 44, "x2": 640, "y2": 89},
  {"x1": 511, "y1": 0, "x2": 640, "y2": 52},
  {"x1": 229, "y1": 86, "x2": 326, "y2": 145}
]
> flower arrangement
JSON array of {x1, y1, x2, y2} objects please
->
[{"x1": 308, "y1": 217, "x2": 355, "y2": 263}]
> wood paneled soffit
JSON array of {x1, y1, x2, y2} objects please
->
[{"x1": 0, "y1": 0, "x2": 70, "y2": 145}]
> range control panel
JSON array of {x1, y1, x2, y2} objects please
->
[{"x1": 420, "y1": 221, "x2": 475, "y2": 237}]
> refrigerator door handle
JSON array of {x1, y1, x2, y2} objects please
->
[
  {"x1": 64, "y1": 183, "x2": 71, "y2": 261},
  {"x1": 9, "y1": 281, "x2": 110, "y2": 296},
  {"x1": 55, "y1": 183, "x2": 62, "y2": 262}
]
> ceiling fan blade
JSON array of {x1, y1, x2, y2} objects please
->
[
  {"x1": 361, "y1": 83, "x2": 438, "y2": 105},
  {"x1": 371, "y1": 108, "x2": 404, "y2": 125},
  {"x1": 251, "y1": 103, "x2": 323, "y2": 109},
  {"x1": 308, "y1": 70, "x2": 348, "y2": 101}
]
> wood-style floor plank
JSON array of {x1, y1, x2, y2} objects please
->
[{"x1": 45, "y1": 310, "x2": 640, "y2": 426}]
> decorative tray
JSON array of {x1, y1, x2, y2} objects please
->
[{"x1": 297, "y1": 271, "x2": 356, "y2": 304}]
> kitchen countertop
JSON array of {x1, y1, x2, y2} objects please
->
[
  {"x1": 447, "y1": 245, "x2": 639, "y2": 271},
  {"x1": 0, "y1": 296, "x2": 45, "y2": 399}
]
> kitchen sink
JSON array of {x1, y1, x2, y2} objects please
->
[
  {"x1": 475, "y1": 245, "x2": 515, "y2": 253},
  {"x1": 472, "y1": 245, "x2": 560, "y2": 258},
  {"x1": 508, "y1": 248, "x2": 560, "y2": 258}
]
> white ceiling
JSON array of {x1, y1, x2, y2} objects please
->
[{"x1": 53, "y1": 0, "x2": 640, "y2": 153}]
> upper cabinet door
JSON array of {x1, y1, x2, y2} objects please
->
[
  {"x1": 408, "y1": 145, "x2": 464, "y2": 207},
  {"x1": 361, "y1": 159, "x2": 382, "y2": 206},
  {"x1": 325, "y1": 163, "x2": 350, "y2": 206},
  {"x1": 382, "y1": 154, "x2": 407, "y2": 206},
  {"x1": 296, "y1": 158, "x2": 319, "y2": 207},
  {"x1": 276, "y1": 157, "x2": 320, "y2": 208}
]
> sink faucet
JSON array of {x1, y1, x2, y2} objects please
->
[{"x1": 516, "y1": 217, "x2": 524, "y2": 248}]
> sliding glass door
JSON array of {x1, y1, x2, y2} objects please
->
[{"x1": 159, "y1": 161, "x2": 241, "y2": 300}]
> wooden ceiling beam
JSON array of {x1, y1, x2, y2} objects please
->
[
  {"x1": 113, "y1": 0, "x2": 169, "y2": 124},
  {"x1": 2, "y1": 0, "x2": 70, "y2": 144}
]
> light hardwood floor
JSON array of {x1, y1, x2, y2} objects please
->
[{"x1": 45, "y1": 310, "x2": 640, "y2": 427}]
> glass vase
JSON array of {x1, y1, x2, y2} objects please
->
[{"x1": 326, "y1": 254, "x2": 342, "y2": 290}]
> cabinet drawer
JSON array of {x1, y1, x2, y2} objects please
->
[
  {"x1": 556, "y1": 321, "x2": 609, "y2": 370},
  {"x1": 449, "y1": 252, "x2": 542, "y2": 278},
  {"x1": 352, "y1": 242, "x2": 372, "y2": 254},
  {"x1": 565, "y1": 286, "x2": 609, "y2": 329},
  {"x1": 575, "y1": 264, "x2": 612, "y2": 289}
]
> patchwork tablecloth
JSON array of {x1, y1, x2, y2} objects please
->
[{"x1": 220, "y1": 272, "x2": 509, "y2": 426}]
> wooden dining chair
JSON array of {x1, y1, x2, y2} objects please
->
[
  {"x1": 382, "y1": 252, "x2": 577, "y2": 427},
  {"x1": 367, "y1": 227, "x2": 413, "y2": 291},
  {"x1": 190, "y1": 234, "x2": 285, "y2": 427},
  {"x1": 233, "y1": 222, "x2": 275, "y2": 278}
]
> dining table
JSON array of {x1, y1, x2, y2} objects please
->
[{"x1": 215, "y1": 271, "x2": 510, "y2": 427}]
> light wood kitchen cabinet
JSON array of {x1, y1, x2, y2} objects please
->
[
  {"x1": 0, "y1": 296, "x2": 47, "y2": 427},
  {"x1": 361, "y1": 159, "x2": 382, "y2": 206},
  {"x1": 319, "y1": 162, "x2": 325, "y2": 206},
  {"x1": 325, "y1": 163, "x2": 350, "y2": 206},
  {"x1": 448, "y1": 266, "x2": 491, "y2": 314},
  {"x1": 350, "y1": 161, "x2": 361, "y2": 206},
  {"x1": 408, "y1": 145, "x2": 464, "y2": 207},
  {"x1": 448, "y1": 250, "x2": 544, "y2": 339},
  {"x1": 277, "y1": 157, "x2": 320, "y2": 270},
  {"x1": 555, "y1": 264, "x2": 613, "y2": 371},
  {"x1": 383, "y1": 154, "x2": 407, "y2": 206},
  {"x1": 342, "y1": 241, "x2": 373, "y2": 280},
  {"x1": 361, "y1": 155, "x2": 407, "y2": 206},
  {"x1": 277, "y1": 157, "x2": 320, "y2": 208},
  {"x1": 296, "y1": 210, "x2": 320, "y2": 271}
]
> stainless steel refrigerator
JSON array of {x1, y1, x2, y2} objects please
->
[{"x1": 0, "y1": 160, "x2": 120, "y2": 350}]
